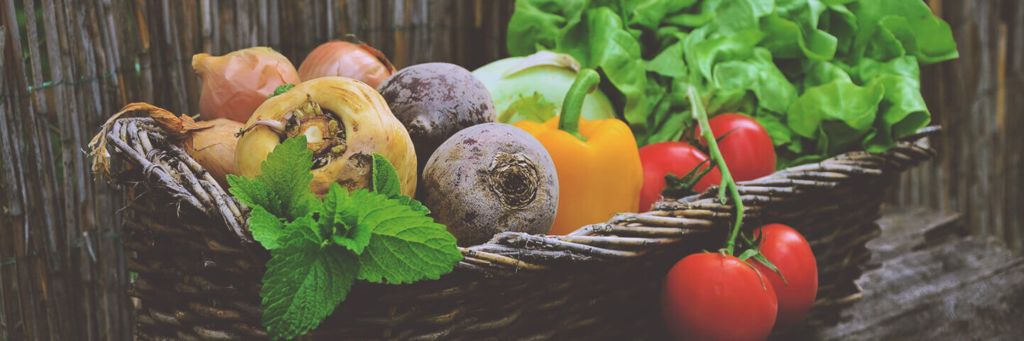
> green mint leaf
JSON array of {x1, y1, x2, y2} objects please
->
[
  {"x1": 353, "y1": 191, "x2": 461, "y2": 284},
  {"x1": 320, "y1": 184, "x2": 358, "y2": 233},
  {"x1": 257, "y1": 136, "x2": 318, "y2": 219},
  {"x1": 260, "y1": 228, "x2": 358, "y2": 340},
  {"x1": 371, "y1": 154, "x2": 402, "y2": 197},
  {"x1": 323, "y1": 185, "x2": 372, "y2": 255},
  {"x1": 248, "y1": 206, "x2": 287, "y2": 250},
  {"x1": 227, "y1": 175, "x2": 284, "y2": 215},
  {"x1": 395, "y1": 195, "x2": 430, "y2": 215},
  {"x1": 227, "y1": 137, "x2": 316, "y2": 219},
  {"x1": 269, "y1": 83, "x2": 295, "y2": 98}
]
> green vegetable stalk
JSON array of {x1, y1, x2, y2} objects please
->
[
  {"x1": 687, "y1": 86, "x2": 743, "y2": 255},
  {"x1": 689, "y1": 86, "x2": 783, "y2": 275}
]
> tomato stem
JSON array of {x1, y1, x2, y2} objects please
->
[
  {"x1": 558, "y1": 68, "x2": 599, "y2": 141},
  {"x1": 687, "y1": 86, "x2": 744, "y2": 256}
]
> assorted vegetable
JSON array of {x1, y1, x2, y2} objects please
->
[
  {"x1": 507, "y1": 0, "x2": 958, "y2": 165},
  {"x1": 235, "y1": 77, "x2": 417, "y2": 196},
  {"x1": 297, "y1": 40, "x2": 397, "y2": 87},
  {"x1": 192, "y1": 47, "x2": 300, "y2": 123},
  {"x1": 378, "y1": 63, "x2": 497, "y2": 173},
  {"x1": 120, "y1": 0, "x2": 957, "y2": 336},
  {"x1": 421, "y1": 123, "x2": 559, "y2": 246},
  {"x1": 472, "y1": 51, "x2": 616, "y2": 124},
  {"x1": 515, "y1": 69, "x2": 643, "y2": 235}
]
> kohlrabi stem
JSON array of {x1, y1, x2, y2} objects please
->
[
  {"x1": 687, "y1": 86, "x2": 744, "y2": 256},
  {"x1": 558, "y1": 68, "x2": 600, "y2": 141}
]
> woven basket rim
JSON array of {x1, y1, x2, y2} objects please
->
[{"x1": 90, "y1": 111, "x2": 938, "y2": 274}]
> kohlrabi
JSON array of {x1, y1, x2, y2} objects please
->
[{"x1": 473, "y1": 51, "x2": 615, "y2": 124}]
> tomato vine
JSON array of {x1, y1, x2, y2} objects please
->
[{"x1": 687, "y1": 86, "x2": 745, "y2": 256}]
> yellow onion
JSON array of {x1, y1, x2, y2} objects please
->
[
  {"x1": 236, "y1": 77, "x2": 416, "y2": 196},
  {"x1": 193, "y1": 47, "x2": 301, "y2": 123},
  {"x1": 297, "y1": 41, "x2": 396, "y2": 88},
  {"x1": 89, "y1": 103, "x2": 241, "y2": 187},
  {"x1": 183, "y1": 118, "x2": 242, "y2": 187}
]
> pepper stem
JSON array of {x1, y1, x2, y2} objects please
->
[
  {"x1": 687, "y1": 86, "x2": 744, "y2": 256},
  {"x1": 558, "y1": 68, "x2": 600, "y2": 141}
]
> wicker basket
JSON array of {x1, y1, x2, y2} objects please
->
[{"x1": 90, "y1": 111, "x2": 937, "y2": 340}]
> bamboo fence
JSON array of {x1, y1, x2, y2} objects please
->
[
  {"x1": 0, "y1": 0, "x2": 1020, "y2": 339},
  {"x1": 0, "y1": 1, "x2": 511, "y2": 339}
]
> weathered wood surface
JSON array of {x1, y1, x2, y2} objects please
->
[
  {"x1": 896, "y1": 0, "x2": 1024, "y2": 251},
  {"x1": 809, "y1": 207, "x2": 1024, "y2": 340}
]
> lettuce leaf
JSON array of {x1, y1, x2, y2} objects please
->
[{"x1": 506, "y1": 0, "x2": 957, "y2": 165}]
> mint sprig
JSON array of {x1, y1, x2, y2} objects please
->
[
  {"x1": 355, "y1": 195, "x2": 460, "y2": 284},
  {"x1": 227, "y1": 136, "x2": 462, "y2": 340},
  {"x1": 371, "y1": 153, "x2": 402, "y2": 197},
  {"x1": 261, "y1": 227, "x2": 358, "y2": 339},
  {"x1": 228, "y1": 137, "x2": 317, "y2": 219}
]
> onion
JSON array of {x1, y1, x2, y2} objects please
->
[
  {"x1": 91, "y1": 103, "x2": 242, "y2": 188},
  {"x1": 184, "y1": 118, "x2": 242, "y2": 187},
  {"x1": 297, "y1": 41, "x2": 396, "y2": 88},
  {"x1": 193, "y1": 47, "x2": 301, "y2": 123}
]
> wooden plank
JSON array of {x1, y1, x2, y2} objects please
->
[
  {"x1": 820, "y1": 237, "x2": 1024, "y2": 340},
  {"x1": 896, "y1": 0, "x2": 1024, "y2": 253},
  {"x1": 790, "y1": 207, "x2": 1024, "y2": 340},
  {"x1": 867, "y1": 206, "x2": 963, "y2": 265}
]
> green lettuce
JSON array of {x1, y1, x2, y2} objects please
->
[{"x1": 507, "y1": 0, "x2": 957, "y2": 165}]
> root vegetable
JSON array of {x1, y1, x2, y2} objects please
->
[
  {"x1": 183, "y1": 119, "x2": 242, "y2": 187},
  {"x1": 235, "y1": 77, "x2": 416, "y2": 196},
  {"x1": 90, "y1": 103, "x2": 241, "y2": 188},
  {"x1": 297, "y1": 40, "x2": 396, "y2": 88},
  {"x1": 420, "y1": 123, "x2": 558, "y2": 246},
  {"x1": 378, "y1": 63, "x2": 496, "y2": 173},
  {"x1": 193, "y1": 47, "x2": 301, "y2": 123},
  {"x1": 472, "y1": 51, "x2": 615, "y2": 124}
]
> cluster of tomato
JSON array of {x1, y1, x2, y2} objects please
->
[
  {"x1": 638, "y1": 113, "x2": 776, "y2": 212},
  {"x1": 639, "y1": 114, "x2": 819, "y2": 340},
  {"x1": 663, "y1": 223, "x2": 818, "y2": 340}
]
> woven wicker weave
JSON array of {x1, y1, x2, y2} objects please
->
[{"x1": 91, "y1": 113, "x2": 937, "y2": 340}]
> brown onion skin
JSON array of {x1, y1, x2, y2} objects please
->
[
  {"x1": 298, "y1": 41, "x2": 396, "y2": 88},
  {"x1": 193, "y1": 47, "x2": 300, "y2": 123},
  {"x1": 183, "y1": 118, "x2": 242, "y2": 187}
]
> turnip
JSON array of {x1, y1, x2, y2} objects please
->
[
  {"x1": 472, "y1": 51, "x2": 615, "y2": 124},
  {"x1": 235, "y1": 77, "x2": 417, "y2": 196},
  {"x1": 420, "y1": 123, "x2": 558, "y2": 246},
  {"x1": 378, "y1": 63, "x2": 496, "y2": 173}
]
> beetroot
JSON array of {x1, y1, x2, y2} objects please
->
[
  {"x1": 420, "y1": 123, "x2": 558, "y2": 246},
  {"x1": 378, "y1": 63, "x2": 496, "y2": 173}
]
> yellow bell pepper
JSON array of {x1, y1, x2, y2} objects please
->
[{"x1": 515, "y1": 69, "x2": 643, "y2": 235}]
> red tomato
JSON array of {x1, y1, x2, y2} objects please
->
[
  {"x1": 662, "y1": 253, "x2": 778, "y2": 341},
  {"x1": 638, "y1": 142, "x2": 722, "y2": 211},
  {"x1": 751, "y1": 224, "x2": 818, "y2": 329},
  {"x1": 694, "y1": 113, "x2": 776, "y2": 181}
]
